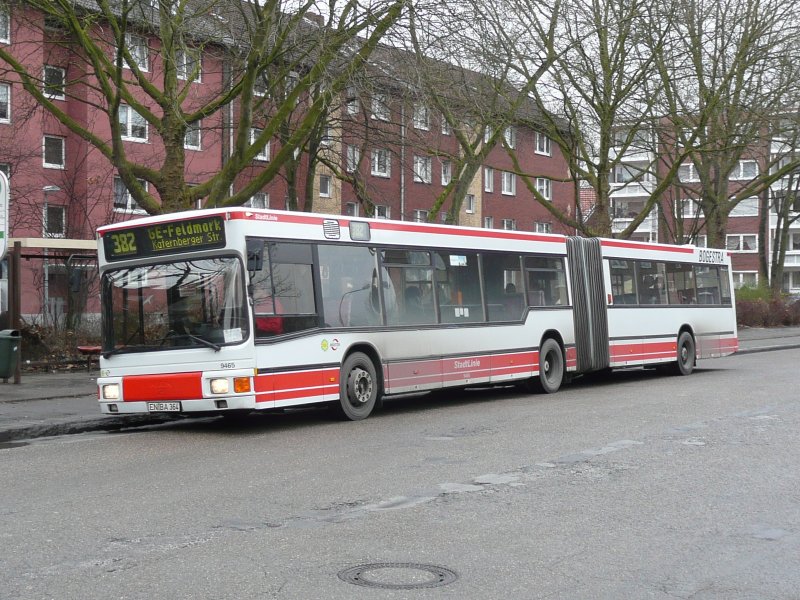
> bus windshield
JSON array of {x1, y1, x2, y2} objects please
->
[{"x1": 101, "y1": 256, "x2": 248, "y2": 354}]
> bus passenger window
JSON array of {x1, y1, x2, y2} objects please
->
[
  {"x1": 317, "y1": 244, "x2": 381, "y2": 327},
  {"x1": 525, "y1": 256, "x2": 568, "y2": 306},
  {"x1": 482, "y1": 253, "x2": 524, "y2": 321}
]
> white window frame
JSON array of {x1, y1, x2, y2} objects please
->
[
  {"x1": 535, "y1": 132, "x2": 552, "y2": 156},
  {"x1": 441, "y1": 116, "x2": 451, "y2": 136},
  {"x1": 693, "y1": 234, "x2": 707, "y2": 247},
  {"x1": 345, "y1": 86, "x2": 359, "y2": 115},
  {"x1": 501, "y1": 171, "x2": 516, "y2": 196},
  {"x1": 441, "y1": 160, "x2": 452, "y2": 185},
  {"x1": 43, "y1": 204, "x2": 66, "y2": 238},
  {"x1": 726, "y1": 233, "x2": 758, "y2": 252},
  {"x1": 245, "y1": 192, "x2": 269, "y2": 209},
  {"x1": 464, "y1": 194, "x2": 475, "y2": 214},
  {"x1": 535, "y1": 177, "x2": 552, "y2": 201},
  {"x1": 125, "y1": 33, "x2": 149, "y2": 72},
  {"x1": 320, "y1": 124, "x2": 332, "y2": 147},
  {"x1": 345, "y1": 145, "x2": 360, "y2": 173},
  {"x1": 413, "y1": 155, "x2": 432, "y2": 184},
  {"x1": 120, "y1": 105, "x2": 148, "y2": 142},
  {"x1": 113, "y1": 176, "x2": 147, "y2": 213},
  {"x1": 371, "y1": 148, "x2": 391, "y2": 178},
  {"x1": 371, "y1": 93, "x2": 389, "y2": 121},
  {"x1": 375, "y1": 204, "x2": 390, "y2": 219},
  {"x1": 0, "y1": 4, "x2": 10, "y2": 44},
  {"x1": 534, "y1": 221, "x2": 552, "y2": 233},
  {"x1": 484, "y1": 216, "x2": 494, "y2": 229},
  {"x1": 43, "y1": 135, "x2": 65, "y2": 169},
  {"x1": 733, "y1": 271, "x2": 758, "y2": 289},
  {"x1": 413, "y1": 104, "x2": 429, "y2": 130},
  {"x1": 184, "y1": 121, "x2": 201, "y2": 150},
  {"x1": 250, "y1": 128, "x2": 270, "y2": 161},
  {"x1": 484, "y1": 167, "x2": 494, "y2": 192},
  {"x1": 412, "y1": 209, "x2": 429, "y2": 222},
  {"x1": 0, "y1": 82, "x2": 10, "y2": 123},
  {"x1": 319, "y1": 174, "x2": 331, "y2": 197},
  {"x1": 345, "y1": 202, "x2": 359, "y2": 217},
  {"x1": 678, "y1": 162, "x2": 700, "y2": 182},
  {"x1": 43, "y1": 65, "x2": 66, "y2": 100},
  {"x1": 731, "y1": 159, "x2": 758, "y2": 180},
  {"x1": 504, "y1": 126, "x2": 516, "y2": 149},
  {"x1": 502, "y1": 218, "x2": 516, "y2": 231},
  {"x1": 729, "y1": 196, "x2": 759, "y2": 217},
  {"x1": 176, "y1": 49, "x2": 202, "y2": 82}
]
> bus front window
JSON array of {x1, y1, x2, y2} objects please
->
[{"x1": 102, "y1": 256, "x2": 247, "y2": 354}]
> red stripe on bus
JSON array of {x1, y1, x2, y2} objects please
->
[
  {"x1": 601, "y1": 239, "x2": 695, "y2": 254},
  {"x1": 123, "y1": 372, "x2": 203, "y2": 401}
]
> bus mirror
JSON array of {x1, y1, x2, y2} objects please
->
[{"x1": 246, "y1": 239, "x2": 264, "y2": 272}]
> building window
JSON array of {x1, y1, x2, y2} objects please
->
[
  {"x1": 43, "y1": 204, "x2": 66, "y2": 237},
  {"x1": 534, "y1": 221, "x2": 552, "y2": 233},
  {"x1": 691, "y1": 234, "x2": 707, "y2": 247},
  {"x1": 536, "y1": 132, "x2": 551, "y2": 155},
  {"x1": 412, "y1": 209, "x2": 429, "y2": 222},
  {"x1": 320, "y1": 124, "x2": 332, "y2": 147},
  {"x1": 0, "y1": 4, "x2": 10, "y2": 43},
  {"x1": 484, "y1": 216, "x2": 494, "y2": 229},
  {"x1": 371, "y1": 148, "x2": 391, "y2": 177},
  {"x1": 678, "y1": 163, "x2": 699, "y2": 182},
  {"x1": 371, "y1": 93, "x2": 389, "y2": 121},
  {"x1": 375, "y1": 204, "x2": 390, "y2": 219},
  {"x1": 345, "y1": 202, "x2": 359, "y2": 217},
  {"x1": 484, "y1": 167, "x2": 494, "y2": 192},
  {"x1": 535, "y1": 177, "x2": 552, "y2": 201},
  {"x1": 439, "y1": 160, "x2": 452, "y2": 186},
  {"x1": 43, "y1": 135, "x2": 65, "y2": 168},
  {"x1": 345, "y1": 86, "x2": 359, "y2": 115},
  {"x1": 176, "y1": 49, "x2": 201, "y2": 82},
  {"x1": 413, "y1": 104, "x2": 429, "y2": 130},
  {"x1": 184, "y1": 121, "x2": 201, "y2": 150},
  {"x1": 125, "y1": 33, "x2": 149, "y2": 71},
  {"x1": 502, "y1": 218, "x2": 516, "y2": 230},
  {"x1": 413, "y1": 155, "x2": 432, "y2": 183},
  {"x1": 43, "y1": 65, "x2": 66, "y2": 100},
  {"x1": 504, "y1": 126, "x2": 516, "y2": 149},
  {"x1": 731, "y1": 160, "x2": 758, "y2": 180},
  {"x1": 464, "y1": 194, "x2": 475, "y2": 214},
  {"x1": 501, "y1": 171, "x2": 516, "y2": 195},
  {"x1": 120, "y1": 105, "x2": 148, "y2": 141},
  {"x1": 441, "y1": 116, "x2": 451, "y2": 136},
  {"x1": 250, "y1": 128, "x2": 270, "y2": 161},
  {"x1": 0, "y1": 82, "x2": 9, "y2": 122},
  {"x1": 726, "y1": 234, "x2": 757, "y2": 252},
  {"x1": 729, "y1": 197, "x2": 758, "y2": 217},
  {"x1": 245, "y1": 192, "x2": 269, "y2": 209},
  {"x1": 113, "y1": 176, "x2": 147, "y2": 212},
  {"x1": 345, "y1": 145, "x2": 360, "y2": 172},
  {"x1": 319, "y1": 174, "x2": 331, "y2": 197},
  {"x1": 734, "y1": 272, "x2": 758, "y2": 288}
]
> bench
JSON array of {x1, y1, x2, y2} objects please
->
[{"x1": 76, "y1": 345, "x2": 101, "y2": 372}]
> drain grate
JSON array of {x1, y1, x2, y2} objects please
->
[{"x1": 338, "y1": 562, "x2": 458, "y2": 589}]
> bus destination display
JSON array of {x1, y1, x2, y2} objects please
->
[{"x1": 103, "y1": 216, "x2": 226, "y2": 261}]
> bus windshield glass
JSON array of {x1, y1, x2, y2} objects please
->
[{"x1": 101, "y1": 256, "x2": 248, "y2": 354}]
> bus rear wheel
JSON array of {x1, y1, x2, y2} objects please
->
[
  {"x1": 674, "y1": 331, "x2": 696, "y2": 376},
  {"x1": 537, "y1": 338, "x2": 564, "y2": 394},
  {"x1": 337, "y1": 352, "x2": 379, "y2": 420}
]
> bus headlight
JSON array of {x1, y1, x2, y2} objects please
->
[
  {"x1": 102, "y1": 384, "x2": 120, "y2": 400},
  {"x1": 210, "y1": 378, "x2": 229, "y2": 394}
]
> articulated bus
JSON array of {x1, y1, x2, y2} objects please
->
[{"x1": 96, "y1": 208, "x2": 737, "y2": 420}]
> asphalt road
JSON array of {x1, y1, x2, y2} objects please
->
[{"x1": 2, "y1": 349, "x2": 799, "y2": 599}]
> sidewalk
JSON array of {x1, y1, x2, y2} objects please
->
[{"x1": 2, "y1": 326, "x2": 800, "y2": 443}]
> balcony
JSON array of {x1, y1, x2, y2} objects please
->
[
  {"x1": 610, "y1": 180, "x2": 655, "y2": 197},
  {"x1": 611, "y1": 211, "x2": 658, "y2": 240}
]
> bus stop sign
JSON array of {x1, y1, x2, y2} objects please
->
[{"x1": 0, "y1": 171, "x2": 8, "y2": 261}]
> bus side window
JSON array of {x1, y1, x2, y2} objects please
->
[
  {"x1": 483, "y1": 253, "x2": 524, "y2": 321},
  {"x1": 318, "y1": 244, "x2": 379, "y2": 327}
]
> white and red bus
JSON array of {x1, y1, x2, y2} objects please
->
[{"x1": 96, "y1": 208, "x2": 737, "y2": 420}]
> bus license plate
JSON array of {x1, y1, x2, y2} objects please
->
[{"x1": 147, "y1": 401, "x2": 181, "y2": 412}]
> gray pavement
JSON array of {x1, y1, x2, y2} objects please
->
[{"x1": 1, "y1": 326, "x2": 799, "y2": 443}]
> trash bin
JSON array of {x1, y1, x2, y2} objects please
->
[{"x1": 0, "y1": 329, "x2": 21, "y2": 380}]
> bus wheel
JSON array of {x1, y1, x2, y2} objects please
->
[
  {"x1": 337, "y1": 352, "x2": 379, "y2": 420},
  {"x1": 674, "y1": 331, "x2": 695, "y2": 376},
  {"x1": 538, "y1": 338, "x2": 564, "y2": 394}
]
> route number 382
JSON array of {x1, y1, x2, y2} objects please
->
[{"x1": 110, "y1": 232, "x2": 137, "y2": 255}]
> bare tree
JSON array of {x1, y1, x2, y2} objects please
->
[{"x1": 0, "y1": 0, "x2": 406, "y2": 215}]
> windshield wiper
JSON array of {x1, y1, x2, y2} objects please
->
[{"x1": 159, "y1": 330, "x2": 221, "y2": 352}]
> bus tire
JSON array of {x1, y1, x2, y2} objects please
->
[
  {"x1": 337, "y1": 352, "x2": 379, "y2": 420},
  {"x1": 674, "y1": 331, "x2": 695, "y2": 376},
  {"x1": 537, "y1": 338, "x2": 564, "y2": 394}
]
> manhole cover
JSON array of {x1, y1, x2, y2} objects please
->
[{"x1": 338, "y1": 562, "x2": 458, "y2": 589}]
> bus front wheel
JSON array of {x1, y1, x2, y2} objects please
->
[
  {"x1": 537, "y1": 338, "x2": 564, "y2": 394},
  {"x1": 674, "y1": 331, "x2": 696, "y2": 376},
  {"x1": 337, "y1": 352, "x2": 379, "y2": 420}
]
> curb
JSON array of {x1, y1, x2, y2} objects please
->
[
  {"x1": 0, "y1": 414, "x2": 180, "y2": 444},
  {"x1": 734, "y1": 343, "x2": 800, "y2": 355}
]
